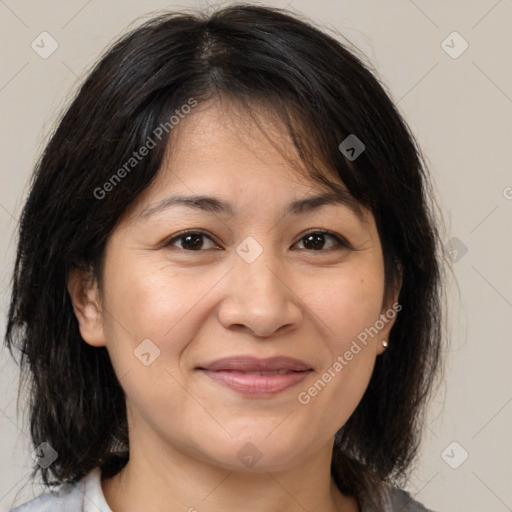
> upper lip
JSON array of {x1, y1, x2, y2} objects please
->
[{"x1": 197, "y1": 356, "x2": 312, "y2": 372}]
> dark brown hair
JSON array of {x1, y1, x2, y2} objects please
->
[{"x1": 5, "y1": 4, "x2": 444, "y2": 509}]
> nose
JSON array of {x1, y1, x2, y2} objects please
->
[{"x1": 217, "y1": 249, "x2": 303, "y2": 339}]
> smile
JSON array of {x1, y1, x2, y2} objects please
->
[
  {"x1": 196, "y1": 356, "x2": 313, "y2": 396},
  {"x1": 199, "y1": 369, "x2": 312, "y2": 395}
]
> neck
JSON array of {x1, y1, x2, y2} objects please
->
[{"x1": 101, "y1": 427, "x2": 359, "y2": 512}]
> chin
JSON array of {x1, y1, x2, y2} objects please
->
[{"x1": 195, "y1": 432, "x2": 314, "y2": 473}]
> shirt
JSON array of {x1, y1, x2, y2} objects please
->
[{"x1": 9, "y1": 467, "x2": 437, "y2": 512}]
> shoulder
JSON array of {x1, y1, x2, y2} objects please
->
[
  {"x1": 9, "y1": 482, "x2": 83, "y2": 512},
  {"x1": 362, "y1": 484, "x2": 438, "y2": 512},
  {"x1": 9, "y1": 467, "x2": 111, "y2": 512},
  {"x1": 381, "y1": 485, "x2": 438, "y2": 512}
]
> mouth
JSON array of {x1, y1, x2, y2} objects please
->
[{"x1": 196, "y1": 356, "x2": 313, "y2": 396}]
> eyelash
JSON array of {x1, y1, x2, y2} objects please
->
[{"x1": 162, "y1": 229, "x2": 351, "y2": 253}]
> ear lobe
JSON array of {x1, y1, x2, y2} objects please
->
[
  {"x1": 376, "y1": 262, "x2": 403, "y2": 355},
  {"x1": 67, "y1": 267, "x2": 106, "y2": 347}
]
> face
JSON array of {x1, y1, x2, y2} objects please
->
[{"x1": 69, "y1": 99, "x2": 400, "y2": 473}]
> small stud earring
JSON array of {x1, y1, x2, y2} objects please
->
[{"x1": 382, "y1": 340, "x2": 388, "y2": 348}]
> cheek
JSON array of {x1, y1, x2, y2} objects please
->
[
  {"x1": 105, "y1": 251, "x2": 173, "y2": 334},
  {"x1": 99, "y1": 257, "x2": 207, "y2": 423},
  {"x1": 101, "y1": 253, "x2": 222, "y2": 370},
  {"x1": 291, "y1": 262, "x2": 384, "y2": 414},
  {"x1": 307, "y1": 262, "x2": 385, "y2": 355}
]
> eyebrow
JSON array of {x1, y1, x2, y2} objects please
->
[{"x1": 134, "y1": 190, "x2": 366, "y2": 223}]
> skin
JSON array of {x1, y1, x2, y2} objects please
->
[{"x1": 68, "y1": 99, "x2": 401, "y2": 512}]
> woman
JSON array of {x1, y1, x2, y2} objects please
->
[{"x1": 5, "y1": 4, "x2": 444, "y2": 511}]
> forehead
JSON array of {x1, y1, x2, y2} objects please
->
[
  {"x1": 123, "y1": 97, "x2": 369, "y2": 225},
  {"x1": 156, "y1": 98, "x2": 346, "y2": 197},
  {"x1": 167, "y1": 98, "x2": 308, "y2": 180}
]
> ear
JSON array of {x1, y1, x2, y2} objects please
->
[
  {"x1": 375, "y1": 261, "x2": 403, "y2": 356},
  {"x1": 67, "y1": 266, "x2": 106, "y2": 347}
]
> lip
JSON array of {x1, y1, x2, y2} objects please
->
[{"x1": 196, "y1": 356, "x2": 313, "y2": 396}]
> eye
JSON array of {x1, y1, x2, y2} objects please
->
[
  {"x1": 163, "y1": 231, "x2": 219, "y2": 251},
  {"x1": 163, "y1": 229, "x2": 350, "y2": 252},
  {"x1": 293, "y1": 230, "x2": 350, "y2": 252}
]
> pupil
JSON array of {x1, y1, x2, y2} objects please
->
[
  {"x1": 184, "y1": 234, "x2": 202, "y2": 250},
  {"x1": 304, "y1": 233, "x2": 324, "y2": 250}
]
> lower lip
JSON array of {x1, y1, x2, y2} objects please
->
[{"x1": 199, "y1": 369, "x2": 311, "y2": 396}]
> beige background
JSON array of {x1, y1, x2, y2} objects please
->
[{"x1": 1, "y1": 1, "x2": 511, "y2": 511}]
